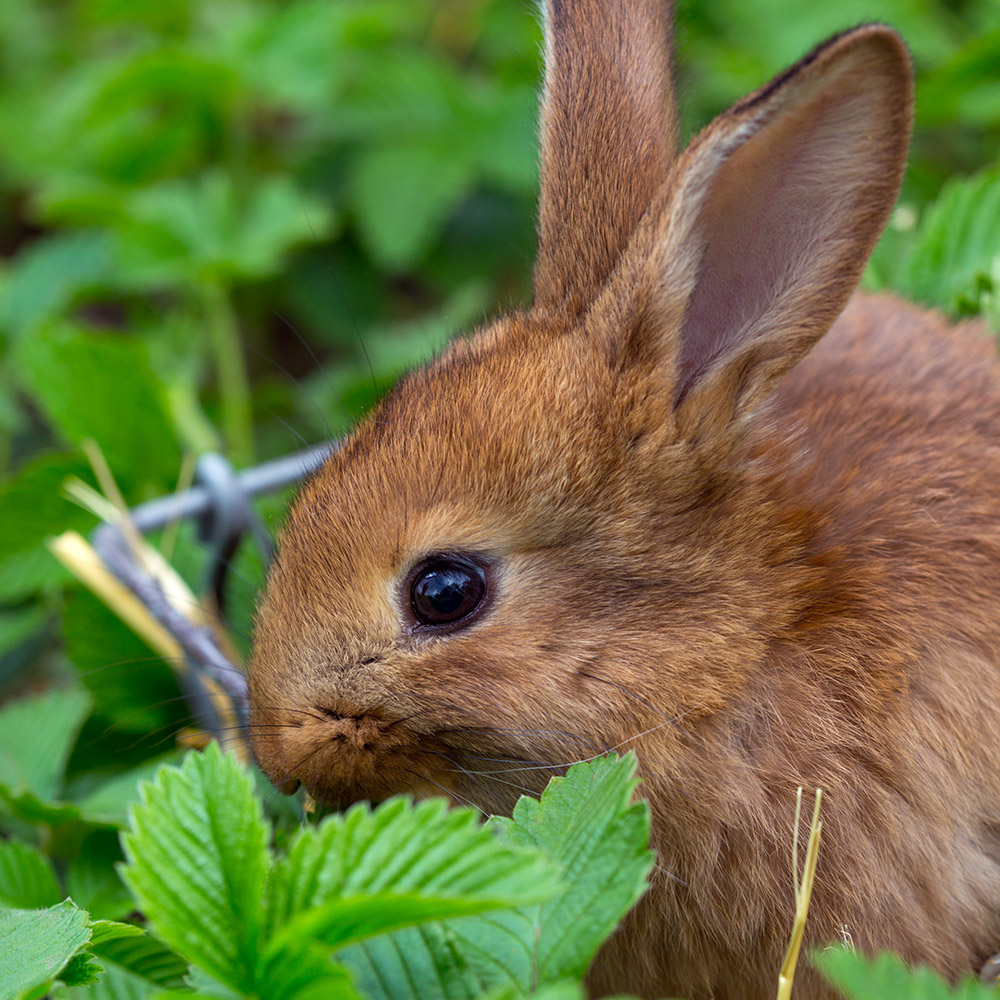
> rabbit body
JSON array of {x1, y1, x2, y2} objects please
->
[
  {"x1": 586, "y1": 293, "x2": 1000, "y2": 998},
  {"x1": 249, "y1": 3, "x2": 1000, "y2": 997}
]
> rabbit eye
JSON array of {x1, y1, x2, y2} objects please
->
[{"x1": 409, "y1": 556, "x2": 488, "y2": 630}]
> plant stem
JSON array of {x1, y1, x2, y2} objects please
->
[{"x1": 201, "y1": 280, "x2": 254, "y2": 466}]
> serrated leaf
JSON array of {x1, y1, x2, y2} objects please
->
[
  {"x1": 0, "y1": 839, "x2": 61, "y2": 909},
  {"x1": 815, "y1": 948, "x2": 998, "y2": 1000},
  {"x1": 263, "y1": 797, "x2": 558, "y2": 939},
  {"x1": 0, "y1": 685, "x2": 91, "y2": 803},
  {"x1": 53, "y1": 960, "x2": 155, "y2": 1000},
  {"x1": 340, "y1": 925, "x2": 480, "y2": 1000},
  {"x1": 896, "y1": 165, "x2": 1000, "y2": 318},
  {"x1": 431, "y1": 909, "x2": 532, "y2": 995},
  {"x1": 455, "y1": 754, "x2": 653, "y2": 989},
  {"x1": 182, "y1": 967, "x2": 249, "y2": 999},
  {"x1": 260, "y1": 796, "x2": 557, "y2": 1000},
  {"x1": 271, "y1": 890, "x2": 548, "y2": 956},
  {"x1": 119, "y1": 744, "x2": 269, "y2": 995},
  {"x1": 337, "y1": 756, "x2": 651, "y2": 999},
  {"x1": 0, "y1": 901, "x2": 91, "y2": 1000},
  {"x1": 91, "y1": 935, "x2": 188, "y2": 990},
  {"x1": 57, "y1": 952, "x2": 104, "y2": 989},
  {"x1": 53, "y1": 933, "x2": 187, "y2": 1000},
  {"x1": 241, "y1": 944, "x2": 359, "y2": 1000}
]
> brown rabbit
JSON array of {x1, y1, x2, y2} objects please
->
[{"x1": 248, "y1": 2, "x2": 1000, "y2": 997}]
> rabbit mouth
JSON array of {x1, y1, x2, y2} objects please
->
[
  {"x1": 250, "y1": 702, "x2": 464, "y2": 810},
  {"x1": 249, "y1": 693, "x2": 589, "y2": 815}
]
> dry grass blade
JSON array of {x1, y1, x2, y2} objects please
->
[
  {"x1": 777, "y1": 786, "x2": 823, "y2": 1000},
  {"x1": 50, "y1": 442, "x2": 249, "y2": 761}
]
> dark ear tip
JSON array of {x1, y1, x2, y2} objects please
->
[
  {"x1": 733, "y1": 21, "x2": 914, "y2": 129},
  {"x1": 828, "y1": 24, "x2": 916, "y2": 134},
  {"x1": 820, "y1": 23, "x2": 914, "y2": 84}
]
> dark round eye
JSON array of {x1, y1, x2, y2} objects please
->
[{"x1": 410, "y1": 557, "x2": 488, "y2": 629}]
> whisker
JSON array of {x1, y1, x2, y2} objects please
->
[
  {"x1": 247, "y1": 334, "x2": 339, "y2": 440},
  {"x1": 441, "y1": 754, "x2": 541, "y2": 798},
  {"x1": 435, "y1": 725, "x2": 608, "y2": 752},
  {"x1": 424, "y1": 747, "x2": 568, "y2": 769},
  {"x1": 407, "y1": 769, "x2": 487, "y2": 818},
  {"x1": 578, "y1": 670, "x2": 677, "y2": 723}
]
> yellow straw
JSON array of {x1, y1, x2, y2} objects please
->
[{"x1": 776, "y1": 787, "x2": 823, "y2": 1000}]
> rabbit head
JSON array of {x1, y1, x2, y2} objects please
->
[{"x1": 250, "y1": 2, "x2": 911, "y2": 806}]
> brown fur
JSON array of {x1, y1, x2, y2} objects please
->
[{"x1": 248, "y1": 5, "x2": 1000, "y2": 998}]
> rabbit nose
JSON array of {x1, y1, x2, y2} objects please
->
[{"x1": 317, "y1": 707, "x2": 383, "y2": 750}]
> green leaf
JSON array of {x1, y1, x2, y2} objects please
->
[
  {"x1": 52, "y1": 933, "x2": 187, "y2": 1000},
  {"x1": 240, "y1": 945, "x2": 359, "y2": 1000},
  {"x1": 107, "y1": 173, "x2": 334, "y2": 289},
  {"x1": 351, "y1": 142, "x2": 475, "y2": 269},
  {"x1": 0, "y1": 839, "x2": 61, "y2": 909},
  {"x1": 260, "y1": 796, "x2": 558, "y2": 1000},
  {"x1": 0, "y1": 604, "x2": 48, "y2": 660},
  {"x1": 263, "y1": 797, "x2": 558, "y2": 938},
  {"x1": 227, "y1": 1, "x2": 349, "y2": 112},
  {"x1": 896, "y1": 165, "x2": 1000, "y2": 318},
  {"x1": 0, "y1": 230, "x2": 113, "y2": 339},
  {"x1": 815, "y1": 948, "x2": 999, "y2": 1000},
  {"x1": 88, "y1": 922, "x2": 145, "y2": 947},
  {"x1": 53, "y1": 960, "x2": 153, "y2": 1000},
  {"x1": 57, "y1": 952, "x2": 104, "y2": 989},
  {"x1": 0, "y1": 453, "x2": 92, "y2": 601},
  {"x1": 0, "y1": 685, "x2": 91, "y2": 803},
  {"x1": 0, "y1": 790, "x2": 83, "y2": 829},
  {"x1": 342, "y1": 756, "x2": 652, "y2": 999},
  {"x1": 272, "y1": 891, "x2": 547, "y2": 956},
  {"x1": 341, "y1": 925, "x2": 479, "y2": 1000},
  {"x1": 119, "y1": 744, "x2": 270, "y2": 994},
  {"x1": 63, "y1": 587, "x2": 183, "y2": 738},
  {"x1": 182, "y1": 966, "x2": 252, "y2": 999},
  {"x1": 917, "y1": 28, "x2": 1000, "y2": 129},
  {"x1": 0, "y1": 901, "x2": 91, "y2": 1000},
  {"x1": 65, "y1": 831, "x2": 134, "y2": 921},
  {"x1": 456, "y1": 754, "x2": 653, "y2": 989},
  {"x1": 91, "y1": 935, "x2": 188, "y2": 990},
  {"x1": 77, "y1": 754, "x2": 185, "y2": 828},
  {"x1": 485, "y1": 982, "x2": 585, "y2": 1000},
  {"x1": 13, "y1": 324, "x2": 181, "y2": 490}
]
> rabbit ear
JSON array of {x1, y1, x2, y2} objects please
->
[
  {"x1": 533, "y1": 0, "x2": 678, "y2": 318},
  {"x1": 600, "y1": 25, "x2": 912, "y2": 443}
]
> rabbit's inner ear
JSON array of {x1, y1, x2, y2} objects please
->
[{"x1": 621, "y1": 26, "x2": 912, "y2": 442}]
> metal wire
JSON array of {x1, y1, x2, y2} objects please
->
[{"x1": 89, "y1": 444, "x2": 333, "y2": 730}]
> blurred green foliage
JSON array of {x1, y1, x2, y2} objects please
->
[{"x1": 0, "y1": 2, "x2": 998, "y2": 988}]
